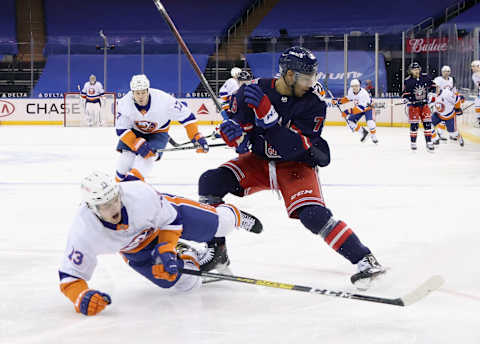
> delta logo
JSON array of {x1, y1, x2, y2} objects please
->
[
  {"x1": 0, "y1": 100, "x2": 15, "y2": 117},
  {"x1": 197, "y1": 103, "x2": 209, "y2": 115}
]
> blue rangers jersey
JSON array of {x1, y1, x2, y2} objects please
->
[{"x1": 229, "y1": 78, "x2": 328, "y2": 164}]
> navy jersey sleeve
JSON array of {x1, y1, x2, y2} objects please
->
[{"x1": 228, "y1": 85, "x2": 255, "y2": 130}]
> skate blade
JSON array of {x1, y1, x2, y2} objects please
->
[{"x1": 353, "y1": 268, "x2": 388, "y2": 291}]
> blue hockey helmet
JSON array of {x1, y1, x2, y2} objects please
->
[{"x1": 279, "y1": 46, "x2": 318, "y2": 76}]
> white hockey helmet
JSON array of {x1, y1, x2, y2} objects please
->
[
  {"x1": 81, "y1": 171, "x2": 120, "y2": 209},
  {"x1": 89, "y1": 74, "x2": 96, "y2": 83},
  {"x1": 130, "y1": 74, "x2": 150, "y2": 91},
  {"x1": 350, "y1": 79, "x2": 361, "y2": 87},
  {"x1": 471, "y1": 60, "x2": 480, "y2": 68},
  {"x1": 231, "y1": 67, "x2": 242, "y2": 78},
  {"x1": 441, "y1": 65, "x2": 451, "y2": 73}
]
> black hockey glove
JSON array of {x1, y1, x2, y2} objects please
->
[{"x1": 305, "y1": 138, "x2": 330, "y2": 167}]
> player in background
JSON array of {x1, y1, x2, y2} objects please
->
[
  {"x1": 81, "y1": 74, "x2": 104, "y2": 126},
  {"x1": 197, "y1": 46, "x2": 385, "y2": 290},
  {"x1": 59, "y1": 171, "x2": 262, "y2": 316},
  {"x1": 431, "y1": 88, "x2": 464, "y2": 146},
  {"x1": 334, "y1": 79, "x2": 378, "y2": 144},
  {"x1": 402, "y1": 62, "x2": 436, "y2": 152},
  {"x1": 115, "y1": 74, "x2": 209, "y2": 182},
  {"x1": 432, "y1": 65, "x2": 464, "y2": 143},
  {"x1": 471, "y1": 60, "x2": 480, "y2": 127},
  {"x1": 219, "y1": 68, "x2": 253, "y2": 120}
]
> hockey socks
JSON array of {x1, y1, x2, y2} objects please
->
[{"x1": 299, "y1": 206, "x2": 370, "y2": 264}]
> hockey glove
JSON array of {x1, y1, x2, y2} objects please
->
[
  {"x1": 305, "y1": 138, "x2": 330, "y2": 167},
  {"x1": 152, "y1": 242, "x2": 179, "y2": 282},
  {"x1": 191, "y1": 133, "x2": 209, "y2": 153},
  {"x1": 219, "y1": 120, "x2": 250, "y2": 154},
  {"x1": 75, "y1": 289, "x2": 111, "y2": 316},
  {"x1": 135, "y1": 138, "x2": 155, "y2": 158},
  {"x1": 244, "y1": 84, "x2": 279, "y2": 129}
]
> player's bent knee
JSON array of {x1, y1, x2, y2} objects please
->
[
  {"x1": 198, "y1": 167, "x2": 242, "y2": 199},
  {"x1": 298, "y1": 205, "x2": 333, "y2": 235}
]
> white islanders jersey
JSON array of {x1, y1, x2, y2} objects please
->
[
  {"x1": 433, "y1": 76, "x2": 454, "y2": 92},
  {"x1": 346, "y1": 87, "x2": 372, "y2": 112},
  {"x1": 434, "y1": 88, "x2": 457, "y2": 120},
  {"x1": 116, "y1": 88, "x2": 196, "y2": 134},
  {"x1": 81, "y1": 81, "x2": 104, "y2": 102},
  {"x1": 219, "y1": 78, "x2": 240, "y2": 110},
  {"x1": 472, "y1": 73, "x2": 480, "y2": 96},
  {"x1": 59, "y1": 181, "x2": 178, "y2": 283}
]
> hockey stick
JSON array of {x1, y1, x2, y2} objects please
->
[
  {"x1": 158, "y1": 142, "x2": 227, "y2": 153},
  {"x1": 152, "y1": 0, "x2": 222, "y2": 112},
  {"x1": 182, "y1": 268, "x2": 444, "y2": 307},
  {"x1": 168, "y1": 131, "x2": 220, "y2": 148}
]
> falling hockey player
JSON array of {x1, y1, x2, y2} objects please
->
[
  {"x1": 58, "y1": 171, "x2": 262, "y2": 316},
  {"x1": 197, "y1": 46, "x2": 386, "y2": 290}
]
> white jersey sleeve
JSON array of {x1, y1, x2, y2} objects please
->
[
  {"x1": 115, "y1": 93, "x2": 135, "y2": 130},
  {"x1": 472, "y1": 73, "x2": 480, "y2": 96},
  {"x1": 219, "y1": 78, "x2": 239, "y2": 98},
  {"x1": 59, "y1": 181, "x2": 178, "y2": 283}
]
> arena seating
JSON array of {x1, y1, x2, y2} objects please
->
[
  {"x1": 441, "y1": 4, "x2": 480, "y2": 30},
  {"x1": 251, "y1": 0, "x2": 458, "y2": 36},
  {"x1": 32, "y1": 54, "x2": 209, "y2": 96},
  {"x1": 43, "y1": 0, "x2": 253, "y2": 52},
  {"x1": 0, "y1": 0, "x2": 17, "y2": 55}
]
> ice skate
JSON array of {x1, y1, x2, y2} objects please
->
[
  {"x1": 360, "y1": 127, "x2": 369, "y2": 142},
  {"x1": 371, "y1": 134, "x2": 378, "y2": 144},
  {"x1": 432, "y1": 137, "x2": 440, "y2": 145},
  {"x1": 238, "y1": 210, "x2": 263, "y2": 233},
  {"x1": 426, "y1": 142, "x2": 435, "y2": 153},
  {"x1": 410, "y1": 142, "x2": 417, "y2": 150},
  {"x1": 197, "y1": 237, "x2": 231, "y2": 273},
  {"x1": 351, "y1": 254, "x2": 386, "y2": 290},
  {"x1": 458, "y1": 135, "x2": 465, "y2": 147}
]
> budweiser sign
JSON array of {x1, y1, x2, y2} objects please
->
[{"x1": 407, "y1": 38, "x2": 448, "y2": 53}]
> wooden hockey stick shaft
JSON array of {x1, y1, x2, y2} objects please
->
[
  {"x1": 182, "y1": 268, "x2": 444, "y2": 307},
  {"x1": 158, "y1": 142, "x2": 227, "y2": 152},
  {"x1": 152, "y1": 0, "x2": 222, "y2": 112}
]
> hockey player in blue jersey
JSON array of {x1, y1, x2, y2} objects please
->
[{"x1": 197, "y1": 46, "x2": 385, "y2": 289}]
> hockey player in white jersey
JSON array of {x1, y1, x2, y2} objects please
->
[
  {"x1": 219, "y1": 68, "x2": 253, "y2": 120},
  {"x1": 115, "y1": 74, "x2": 209, "y2": 182},
  {"x1": 81, "y1": 74, "x2": 105, "y2": 126},
  {"x1": 431, "y1": 65, "x2": 464, "y2": 142},
  {"x1": 431, "y1": 87, "x2": 464, "y2": 146},
  {"x1": 59, "y1": 171, "x2": 262, "y2": 316},
  {"x1": 471, "y1": 60, "x2": 480, "y2": 127},
  {"x1": 334, "y1": 79, "x2": 377, "y2": 143}
]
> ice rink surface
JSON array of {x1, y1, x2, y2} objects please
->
[{"x1": 1, "y1": 125, "x2": 479, "y2": 344}]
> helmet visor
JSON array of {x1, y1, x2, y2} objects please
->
[{"x1": 295, "y1": 72, "x2": 317, "y2": 88}]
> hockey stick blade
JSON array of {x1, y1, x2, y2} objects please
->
[
  {"x1": 182, "y1": 268, "x2": 444, "y2": 307},
  {"x1": 398, "y1": 274, "x2": 444, "y2": 306}
]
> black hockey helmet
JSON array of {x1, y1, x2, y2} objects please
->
[
  {"x1": 279, "y1": 46, "x2": 318, "y2": 76},
  {"x1": 409, "y1": 61, "x2": 422, "y2": 71},
  {"x1": 237, "y1": 70, "x2": 253, "y2": 81}
]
